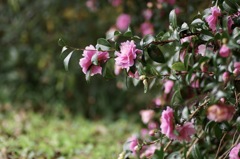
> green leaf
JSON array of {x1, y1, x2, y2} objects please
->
[
  {"x1": 85, "y1": 70, "x2": 91, "y2": 82},
  {"x1": 200, "y1": 30, "x2": 214, "y2": 41},
  {"x1": 224, "y1": 0, "x2": 238, "y2": 13},
  {"x1": 214, "y1": 124, "x2": 223, "y2": 139},
  {"x1": 169, "y1": 9, "x2": 177, "y2": 29},
  {"x1": 91, "y1": 53, "x2": 98, "y2": 65},
  {"x1": 167, "y1": 151, "x2": 181, "y2": 159},
  {"x1": 171, "y1": 89, "x2": 182, "y2": 105},
  {"x1": 123, "y1": 27, "x2": 132, "y2": 37},
  {"x1": 222, "y1": 1, "x2": 237, "y2": 14},
  {"x1": 152, "y1": 147, "x2": 164, "y2": 159},
  {"x1": 140, "y1": 35, "x2": 155, "y2": 47},
  {"x1": 191, "y1": 18, "x2": 204, "y2": 26},
  {"x1": 63, "y1": 51, "x2": 73, "y2": 71},
  {"x1": 58, "y1": 38, "x2": 66, "y2": 47},
  {"x1": 114, "y1": 30, "x2": 122, "y2": 36},
  {"x1": 147, "y1": 45, "x2": 165, "y2": 63},
  {"x1": 147, "y1": 44, "x2": 165, "y2": 63},
  {"x1": 191, "y1": 144, "x2": 202, "y2": 159},
  {"x1": 102, "y1": 59, "x2": 115, "y2": 79},
  {"x1": 96, "y1": 38, "x2": 111, "y2": 51},
  {"x1": 172, "y1": 62, "x2": 186, "y2": 71}
]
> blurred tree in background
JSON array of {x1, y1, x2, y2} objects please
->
[{"x1": 0, "y1": 0, "x2": 209, "y2": 119}]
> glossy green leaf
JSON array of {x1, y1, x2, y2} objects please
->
[
  {"x1": 85, "y1": 70, "x2": 91, "y2": 82},
  {"x1": 96, "y1": 38, "x2": 111, "y2": 50},
  {"x1": 191, "y1": 144, "x2": 202, "y2": 159},
  {"x1": 223, "y1": 2, "x2": 237, "y2": 14},
  {"x1": 147, "y1": 44, "x2": 165, "y2": 63},
  {"x1": 58, "y1": 38, "x2": 66, "y2": 47},
  {"x1": 123, "y1": 27, "x2": 132, "y2": 37},
  {"x1": 102, "y1": 60, "x2": 115, "y2": 79},
  {"x1": 169, "y1": 9, "x2": 177, "y2": 29},
  {"x1": 172, "y1": 62, "x2": 186, "y2": 71},
  {"x1": 200, "y1": 30, "x2": 214, "y2": 41},
  {"x1": 140, "y1": 35, "x2": 155, "y2": 47}
]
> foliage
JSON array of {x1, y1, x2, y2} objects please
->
[
  {"x1": 62, "y1": 0, "x2": 240, "y2": 158},
  {"x1": 0, "y1": 106, "x2": 139, "y2": 159}
]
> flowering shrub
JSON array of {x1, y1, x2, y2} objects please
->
[{"x1": 60, "y1": 0, "x2": 240, "y2": 158}]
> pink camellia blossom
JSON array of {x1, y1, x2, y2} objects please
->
[
  {"x1": 222, "y1": 71, "x2": 230, "y2": 84},
  {"x1": 142, "y1": 9, "x2": 153, "y2": 20},
  {"x1": 79, "y1": 45, "x2": 109, "y2": 76},
  {"x1": 205, "y1": 6, "x2": 221, "y2": 31},
  {"x1": 140, "y1": 22, "x2": 154, "y2": 36},
  {"x1": 190, "y1": 74, "x2": 199, "y2": 88},
  {"x1": 110, "y1": 0, "x2": 122, "y2": 7},
  {"x1": 115, "y1": 40, "x2": 141, "y2": 69},
  {"x1": 234, "y1": 62, "x2": 240, "y2": 76},
  {"x1": 127, "y1": 136, "x2": 138, "y2": 154},
  {"x1": 140, "y1": 145, "x2": 157, "y2": 158},
  {"x1": 197, "y1": 44, "x2": 207, "y2": 56},
  {"x1": 128, "y1": 71, "x2": 140, "y2": 79},
  {"x1": 176, "y1": 122, "x2": 196, "y2": 141},
  {"x1": 158, "y1": 0, "x2": 175, "y2": 5},
  {"x1": 219, "y1": 44, "x2": 231, "y2": 58},
  {"x1": 207, "y1": 104, "x2": 235, "y2": 122},
  {"x1": 116, "y1": 14, "x2": 131, "y2": 31},
  {"x1": 228, "y1": 16, "x2": 234, "y2": 34},
  {"x1": 164, "y1": 80, "x2": 174, "y2": 94},
  {"x1": 229, "y1": 143, "x2": 240, "y2": 159},
  {"x1": 160, "y1": 107, "x2": 176, "y2": 139},
  {"x1": 140, "y1": 110, "x2": 155, "y2": 124}
]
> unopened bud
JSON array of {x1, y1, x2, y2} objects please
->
[
  {"x1": 134, "y1": 145, "x2": 140, "y2": 152},
  {"x1": 149, "y1": 129, "x2": 155, "y2": 136},
  {"x1": 222, "y1": 38, "x2": 227, "y2": 44},
  {"x1": 222, "y1": 71, "x2": 230, "y2": 84},
  {"x1": 117, "y1": 151, "x2": 126, "y2": 159},
  {"x1": 139, "y1": 75, "x2": 146, "y2": 80}
]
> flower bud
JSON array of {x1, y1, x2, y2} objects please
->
[
  {"x1": 219, "y1": 44, "x2": 231, "y2": 58},
  {"x1": 222, "y1": 71, "x2": 230, "y2": 84},
  {"x1": 148, "y1": 129, "x2": 156, "y2": 136},
  {"x1": 207, "y1": 104, "x2": 235, "y2": 122},
  {"x1": 139, "y1": 75, "x2": 146, "y2": 80}
]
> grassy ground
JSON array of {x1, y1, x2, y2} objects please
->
[{"x1": 0, "y1": 107, "x2": 139, "y2": 159}]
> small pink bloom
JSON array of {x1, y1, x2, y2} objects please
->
[
  {"x1": 197, "y1": 44, "x2": 207, "y2": 56},
  {"x1": 175, "y1": 7, "x2": 182, "y2": 15},
  {"x1": 228, "y1": 16, "x2": 234, "y2": 33},
  {"x1": 229, "y1": 143, "x2": 240, "y2": 159},
  {"x1": 180, "y1": 50, "x2": 186, "y2": 62},
  {"x1": 222, "y1": 71, "x2": 230, "y2": 83},
  {"x1": 219, "y1": 44, "x2": 231, "y2": 58},
  {"x1": 205, "y1": 6, "x2": 221, "y2": 31},
  {"x1": 140, "y1": 110, "x2": 155, "y2": 124},
  {"x1": 180, "y1": 36, "x2": 192, "y2": 44},
  {"x1": 141, "y1": 128, "x2": 149, "y2": 138},
  {"x1": 116, "y1": 14, "x2": 131, "y2": 31},
  {"x1": 141, "y1": 145, "x2": 157, "y2": 158},
  {"x1": 128, "y1": 71, "x2": 140, "y2": 79},
  {"x1": 115, "y1": 40, "x2": 141, "y2": 69},
  {"x1": 148, "y1": 121, "x2": 159, "y2": 130},
  {"x1": 127, "y1": 136, "x2": 138, "y2": 154},
  {"x1": 207, "y1": 104, "x2": 235, "y2": 122},
  {"x1": 190, "y1": 74, "x2": 199, "y2": 88},
  {"x1": 164, "y1": 80, "x2": 174, "y2": 94},
  {"x1": 234, "y1": 62, "x2": 240, "y2": 76},
  {"x1": 86, "y1": 0, "x2": 97, "y2": 11},
  {"x1": 176, "y1": 122, "x2": 196, "y2": 141},
  {"x1": 140, "y1": 22, "x2": 154, "y2": 36},
  {"x1": 160, "y1": 107, "x2": 176, "y2": 139},
  {"x1": 110, "y1": 0, "x2": 122, "y2": 7},
  {"x1": 142, "y1": 9, "x2": 153, "y2": 20},
  {"x1": 79, "y1": 45, "x2": 109, "y2": 76}
]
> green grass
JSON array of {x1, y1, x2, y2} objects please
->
[{"x1": 0, "y1": 109, "x2": 139, "y2": 159}]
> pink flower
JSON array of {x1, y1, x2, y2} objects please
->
[
  {"x1": 127, "y1": 136, "x2": 138, "y2": 154},
  {"x1": 222, "y1": 71, "x2": 230, "y2": 83},
  {"x1": 207, "y1": 104, "x2": 235, "y2": 122},
  {"x1": 128, "y1": 71, "x2": 140, "y2": 79},
  {"x1": 176, "y1": 122, "x2": 196, "y2": 141},
  {"x1": 197, "y1": 44, "x2": 207, "y2": 56},
  {"x1": 229, "y1": 143, "x2": 240, "y2": 159},
  {"x1": 110, "y1": 0, "x2": 122, "y2": 7},
  {"x1": 180, "y1": 36, "x2": 192, "y2": 44},
  {"x1": 115, "y1": 40, "x2": 141, "y2": 69},
  {"x1": 175, "y1": 7, "x2": 182, "y2": 15},
  {"x1": 79, "y1": 45, "x2": 109, "y2": 76},
  {"x1": 116, "y1": 14, "x2": 131, "y2": 31},
  {"x1": 114, "y1": 64, "x2": 122, "y2": 75},
  {"x1": 164, "y1": 80, "x2": 174, "y2": 94},
  {"x1": 158, "y1": 0, "x2": 175, "y2": 5},
  {"x1": 140, "y1": 110, "x2": 155, "y2": 124},
  {"x1": 228, "y1": 16, "x2": 234, "y2": 33},
  {"x1": 86, "y1": 0, "x2": 97, "y2": 12},
  {"x1": 190, "y1": 74, "x2": 199, "y2": 88},
  {"x1": 153, "y1": 97, "x2": 165, "y2": 107},
  {"x1": 219, "y1": 44, "x2": 231, "y2": 58},
  {"x1": 148, "y1": 121, "x2": 159, "y2": 130},
  {"x1": 234, "y1": 62, "x2": 240, "y2": 76},
  {"x1": 205, "y1": 6, "x2": 221, "y2": 31},
  {"x1": 142, "y1": 9, "x2": 153, "y2": 20},
  {"x1": 160, "y1": 107, "x2": 176, "y2": 139},
  {"x1": 140, "y1": 145, "x2": 157, "y2": 158},
  {"x1": 180, "y1": 50, "x2": 186, "y2": 62},
  {"x1": 140, "y1": 22, "x2": 154, "y2": 36}
]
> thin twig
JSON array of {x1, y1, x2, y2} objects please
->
[
  {"x1": 186, "y1": 130, "x2": 204, "y2": 158},
  {"x1": 215, "y1": 132, "x2": 227, "y2": 159},
  {"x1": 164, "y1": 140, "x2": 173, "y2": 152}
]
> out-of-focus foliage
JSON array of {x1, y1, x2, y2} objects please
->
[{"x1": 0, "y1": 0, "x2": 150, "y2": 118}]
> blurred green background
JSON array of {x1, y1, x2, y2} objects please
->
[{"x1": 0, "y1": 0, "x2": 152, "y2": 119}]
